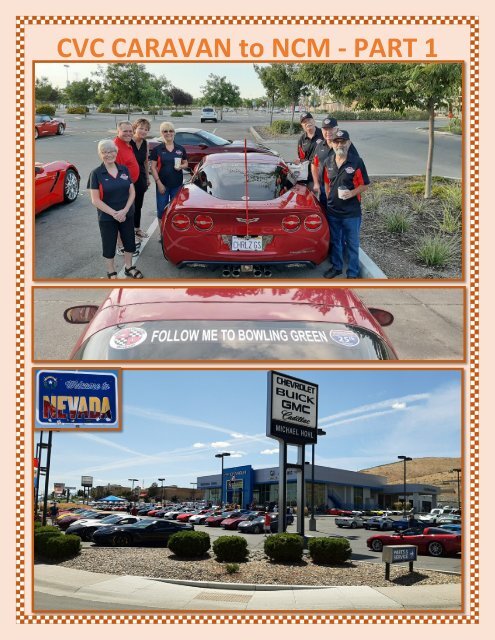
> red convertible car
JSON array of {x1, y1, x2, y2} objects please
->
[
  {"x1": 160, "y1": 153, "x2": 329, "y2": 274},
  {"x1": 148, "y1": 128, "x2": 277, "y2": 171},
  {"x1": 35, "y1": 161, "x2": 80, "y2": 214},
  {"x1": 62, "y1": 287, "x2": 398, "y2": 361},
  {"x1": 35, "y1": 114, "x2": 66, "y2": 139},
  {"x1": 366, "y1": 527, "x2": 461, "y2": 557}
]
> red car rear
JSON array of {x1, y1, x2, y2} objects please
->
[
  {"x1": 367, "y1": 527, "x2": 461, "y2": 557},
  {"x1": 160, "y1": 153, "x2": 329, "y2": 273}
]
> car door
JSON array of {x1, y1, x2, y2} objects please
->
[{"x1": 174, "y1": 132, "x2": 213, "y2": 169}]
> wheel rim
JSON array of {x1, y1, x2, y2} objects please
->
[
  {"x1": 113, "y1": 534, "x2": 130, "y2": 546},
  {"x1": 371, "y1": 540, "x2": 383, "y2": 551},
  {"x1": 428, "y1": 542, "x2": 443, "y2": 557},
  {"x1": 58, "y1": 124, "x2": 64, "y2": 134},
  {"x1": 64, "y1": 171, "x2": 79, "y2": 201},
  {"x1": 35, "y1": 129, "x2": 38, "y2": 139}
]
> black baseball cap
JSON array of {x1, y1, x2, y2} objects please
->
[
  {"x1": 333, "y1": 129, "x2": 350, "y2": 141},
  {"x1": 299, "y1": 111, "x2": 313, "y2": 122},
  {"x1": 322, "y1": 116, "x2": 338, "y2": 129}
]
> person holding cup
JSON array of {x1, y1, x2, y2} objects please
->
[
  {"x1": 322, "y1": 130, "x2": 370, "y2": 279},
  {"x1": 150, "y1": 122, "x2": 188, "y2": 219}
]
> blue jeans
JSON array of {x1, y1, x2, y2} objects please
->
[
  {"x1": 156, "y1": 185, "x2": 181, "y2": 219},
  {"x1": 328, "y1": 215, "x2": 361, "y2": 278}
]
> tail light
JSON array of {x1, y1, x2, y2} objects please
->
[
  {"x1": 282, "y1": 214, "x2": 301, "y2": 232},
  {"x1": 304, "y1": 213, "x2": 323, "y2": 231},
  {"x1": 171, "y1": 213, "x2": 190, "y2": 231},
  {"x1": 194, "y1": 214, "x2": 214, "y2": 231}
]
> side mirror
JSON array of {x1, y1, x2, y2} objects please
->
[
  {"x1": 368, "y1": 308, "x2": 394, "y2": 327},
  {"x1": 63, "y1": 305, "x2": 99, "y2": 324},
  {"x1": 35, "y1": 166, "x2": 43, "y2": 175}
]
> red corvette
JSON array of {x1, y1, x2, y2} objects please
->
[
  {"x1": 35, "y1": 114, "x2": 66, "y2": 139},
  {"x1": 35, "y1": 161, "x2": 80, "y2": 214},
  {"x1": 160, "y1": 153, "x2": 329, "y2": 274},
  {"x1": 366, "y1": 527, "x2": 461, "y2": 557},
  {"x1": 62, "y1": 287, "x2": 398, "y2": 361}
]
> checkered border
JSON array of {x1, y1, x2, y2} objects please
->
[{"x1": 16, "y1": 15, "x2": 479, "y2": 625}]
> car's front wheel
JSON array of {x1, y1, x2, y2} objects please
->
[
  {"x1": 63, "y1": 169, "x2": 79, "y2": 203},
  {"x1": 371, "y1": 539, "x2": 383, "y2": 552},
  {"x1": 112, "y1": 533, "x2": 131, "y2": 547},
  {"x1": 428, "y1": 541, "x2": 444, "y2": 557},
  {"x1": 34, "y1": 128, "x2": 39, "y2": 140},
  {"x1": 57, "y1": 123, "x2": 65, "y2": 135}
]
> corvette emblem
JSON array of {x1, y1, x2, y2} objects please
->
[{"x1": 236, "y1": 217, "x2": 259, "y2": 223}]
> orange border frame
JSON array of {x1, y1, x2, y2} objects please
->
[{"x1": 17, "y1": 14, "x2": 479, "y2": 625}]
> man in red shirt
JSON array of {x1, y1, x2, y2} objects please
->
[{"x1": 114, "y1": 121, "x2": 140, "y2": 256}]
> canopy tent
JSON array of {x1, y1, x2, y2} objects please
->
[{"x1": 97, "y1": 495, "x2": 127, "y2": 502}]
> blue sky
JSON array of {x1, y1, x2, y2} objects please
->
[
  {"x1": 36, "y1": 63, "x2": 266, "y2": 99},
  {"x1": 42, "y1": 369, "x2": 462, "y2": 492}
]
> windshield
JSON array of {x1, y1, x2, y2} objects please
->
[
  {"x1": 100, "y1": 515, "x2": 122, "y2": 524},
  {"x1": 74, "y1": 320, "x2": 395, "y2": 361},
  {"x1": 192, "y1": 162, "x2": 295, "y2": 201},
  {"x1": 197, "y1": 130, "x2": 228, "y2": 145}
]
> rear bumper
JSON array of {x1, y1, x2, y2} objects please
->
[{"x1": 176, "y1": 260, "x2": 318, "y2": 269}]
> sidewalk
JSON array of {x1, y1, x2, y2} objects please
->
[{"x1": 34, "y1": 565, "x2": 462, "y2": 612}]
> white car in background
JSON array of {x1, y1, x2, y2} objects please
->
[{"x1": 201, "y1": 106, "x2": 218, "y2": 123}]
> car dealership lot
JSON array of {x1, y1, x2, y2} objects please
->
[{"x1": 34, "y1": 111, "x2": 461, "y2": 280}]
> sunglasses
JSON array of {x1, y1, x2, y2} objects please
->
[{"x1": 161, "y1": 130, "x2": 175, "y2": 133}]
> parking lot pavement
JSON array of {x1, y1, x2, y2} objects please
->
[{"x1": 33, "y1": 287, "x2": 464, "y2": 361}]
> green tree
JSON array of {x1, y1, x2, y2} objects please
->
[
  {"x1": 168, "y1": 86, "x2": 193, "y2": 109},
  {"x1": 63, "y1": 78, "x2": 99, "y2": 116},
  {"x1": 200, "y1": 74, "x2": 241, "y2": 120},
  {"x1": 254, "y1": 64, "x2": 280, "y2": 125},
  {"x1": 35, "y1": 77, "x2": 61, "y2": 104},
  {"x1": 302, "y1": 63, "x2": 461, "y2": 198},
  {"x1": 270, "y1": 64, "x2": 308, "y2": 133},
  {"x1": 94, "y1": 63, "x2": 157, "y2": 117}
]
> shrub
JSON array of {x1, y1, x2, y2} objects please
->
[
  {"x1": 324, "y1": 109, "x2": 429, "y2": 122},
  {"x1": 111, "y1": 108, "x2": 128, "y2": 114},
  {"x1": 436, "y1": 182, "x2": 462, "y2": 211},
  {"x1": 226, "y1": 563, "x2": 240, "y2": 574},
  {"x1": 36, "y1": 104, "x2": 56, "y2": 116},
  {"x1": 213, "y1": 536, "x2": 248, "y2": 562},
  {"x1": 383, "y1": 210, "x2": 411, "y2": 234},
  {"x1": 264, "y1": 533, "x2": 303, "y2": 562},
  {"x1": 170, "y1": 111, "x2": 184, "y2": 117},
  {"x1": 35, "y1": 532, "x2": 80, "y2": 561},
  {"x1": 416, "y1": 234, "x2": 456, "y2": 267},
  {"x1": 269, "y1": 120, "x2": 302, "y2": 135},
  {"x1": 67, "y1": 106, "x2": 88, "y2": 114},
  {"x1": 167, "y1": 530, "x2": 210, "y2": 558},
  {"x1": 308, "y1": 537, "x2": 352, "y2": 564},
  {"x1": 183, "y1": 110, "x2": 192, "y2": 115},
  {"x1": 98, "y1": 104, "x2": 112, "y2": 113}
]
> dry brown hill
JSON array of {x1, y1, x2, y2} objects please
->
[{"x1": 359, "y1": 457, "x2": 462, "y2": 505}]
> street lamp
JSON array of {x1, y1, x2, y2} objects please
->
[
  {"x1": 128, "y1": 478, "x2": 138, "y2": 502},
  {"x1": 309, "y1": 429, "x2": 326, "y2": 531},
  {"x1": 64, "y1": 64, "x2": 70, "y2": 86},
  {"x1": 451, "y1": 468, "x2": 461, "y2": 510},
  {"x1": 397, "y1": 456, "x2": 413, "y2": 517},
  {"x1": 158, "y1": 477, "x2": 165, "y2": 506},
  {"x1": 215, "y1": 452, "x2": 231, "y2": 507}
]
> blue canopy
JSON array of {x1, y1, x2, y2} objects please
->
[{"x1": 98, "y1": 495, "x2": 126, "y2": 502}]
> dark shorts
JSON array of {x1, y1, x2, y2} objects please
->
[{"x1": 98, "y1": 206, "x2": 136, "y2": 259}]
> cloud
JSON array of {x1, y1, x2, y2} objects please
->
[
  {"x1": 260, "y1": 448, "x2": 279, "y2": 455},
  {"x1": 319, "y1": 393, "x2": 429, "y2": 427},
  {"x1": 231, "y1": 433, "x2": 245, "y2": 439},
  {"x1": 211, "y1": 441, "x2": 230, "y2": 449},
  {"x1": 392, "y1": 402, "x2": 406, "y2": 410},
  {"x1": 192, "y1": 443, "x2": 207, "y2": 449},
  {"x1": 229, "y1": 453, "x2": 244, "y2": 458}
]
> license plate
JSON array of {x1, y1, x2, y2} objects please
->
[{"x1": 231, "y1": 236, "x2": 263, "y2": 251}]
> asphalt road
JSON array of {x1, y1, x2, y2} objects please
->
[
  {"x1": 33, "y1": 287, "x2": 463, "y2": 361},
  {"x1": 34, "y1": 110, "x2": 461, "y2": 280}
]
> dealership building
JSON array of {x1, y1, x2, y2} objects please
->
[{"x1": 197, "y1": 464, "x2": 440, "y2": 513}]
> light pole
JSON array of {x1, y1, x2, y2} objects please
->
[
  {"x1": 215, "y1": 452, "x2": 230, "y2": 507},
  {"x1": 309, "y1": 428, "x2": 326, "y2": 531},
  {"x1": 190, "y1": 482, "x2": 197, "y2": 500},
  {"x1": 158, "y1": 477, "x2": 165, "y2": 506},
  {"x1": 397, "y1": 456, "x2": 412, "y2": 517},
  {"x1": 451, "y1": 468, "x2": 461, "y2": 510},
  {"x1": 128, "y1": 478, "x2": 138, "y2": 502},
  {"x1": 64, "y1": 64, "x2": 70, "y2": 86}
]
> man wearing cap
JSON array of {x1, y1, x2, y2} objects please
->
[
  {"x1": 295, "y1": 112, "x2": 323, "y2": 189},
  {"x1": 322, "y1": 130, "x2": 370, "y2": 279},
  {"x1": 312, "y1": 116, "x2": 360, "y2": 208}
]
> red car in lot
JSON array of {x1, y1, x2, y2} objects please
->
[
  {"x1": 160, "y1": 153, "x2": 329, "y2": 274},
  {"x1": 35, "y1": 114, "x2": 66, "y2": 139},
  {"x1": 148, "y1": 128, "x2": 277, "y2": 172},
  {"x1": 35, "y1": 161, "x2": 80, "y2": 214},
  {"x1": 366, "y1": 527, "x2": 461, "y2": 557},
  {"x1": 205, "y1": 511, "x2": 240, "y2": 527},
  {"x1": 62, "y1": 287, "x2": 398, "y2": 361}
]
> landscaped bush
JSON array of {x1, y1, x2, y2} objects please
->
[
  {"x1": 269, "y1": 120, "x2": 302, "y2": 135},
  {"x1": 36, "y1": 104, "x2": 56, "y2": 116},
  {"x1": 383, "y1": 210, "x2": 411, "y2": 234},
  {"x1": 35, "y1": 532, "x2": 80, "y2": 561},
  {"x1": 264, "y1": 533, "x2": 303, "y2": 562},
  {"x1": 170, "y1": 111, "x2": 184, "y2": 117},
  {"x1": 67, "y1": 106, "x2": 88, "y2": 114},
  {"x1": 308, "y1": 537, "x2": 352, "y2": 564},
  {"x1": 226, "y1": 563, "x2": 240, "y2": 574},
  {"x1": 326, "y1": 109, "x2": 430, "y2": 121},
  {"x1": 111, "y1": 108, "x2": 128, "y2": 114},
  {"x1": 98, "y1": 104, "x2": 112, "y2": 113},
  {"x1": 183, "y1": 110, "x2": 192, "y2": 115},
  {"x1": 167, "y1": 530, "x2": 210, "y2": 558},
  {"x1": 213, "y1": 536, "x2": 248, "y2": 562},
  {"x1": 415, "y1": 234, "x2": 456, "y2": 267}
]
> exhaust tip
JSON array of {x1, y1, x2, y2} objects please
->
[
  {"x1": 222, "y1": 268, "x2": 231, "y2": 278},
  {"x1": 253, "y1": 268, "x2": 263, "y2": 278},
  {"x1": 231, "y1": 267, "x2": 241, "y2": 278},
  {"x1": 263, "y1": 268, "x2": 272, "y2": 278}
]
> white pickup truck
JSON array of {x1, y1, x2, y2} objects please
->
[{"x1": 335, "y1": 515, "x2": 366, "y2": 529}]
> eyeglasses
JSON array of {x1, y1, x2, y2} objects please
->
[
  {"x1": 101, "y1": 149, "x2": 117, "y2": 154},
  {"x1": 161, "y1": 130, "x2": 174, "y2": 133}
]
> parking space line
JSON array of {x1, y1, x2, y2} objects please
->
[{"x1": 117, "y1": 218, "x2": 158, "y2": 278}]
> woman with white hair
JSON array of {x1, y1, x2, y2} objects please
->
[
  {"x1": 87, "y1": 139, "x2": 144, "y2": 279},
  {"x1": 150, "y1": 121, "x2": 188, "y2": 219}
]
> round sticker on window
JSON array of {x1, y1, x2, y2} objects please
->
[
  {"x1": 329, "y1": 329, "x2": 360, "y2": 348},
  {"x1": 110, "y1": 327, "x2": 148, "y2": 350}
]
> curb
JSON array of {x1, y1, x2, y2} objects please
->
[{"x1": 153, "y1": 578, "x2": 331, "y2": 591}]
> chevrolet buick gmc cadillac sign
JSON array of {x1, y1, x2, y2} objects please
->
[{"x1": 267, "y1": 371, "x2": 318, "y2": 445}]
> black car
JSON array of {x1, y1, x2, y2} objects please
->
[
  {"x1": 237, "y1": 513, "x2": 293, "y2": 534},
  {"x1": 92, "y1": 519, "x2": 193, "y2": 546},
  {"x1": 65, "y1": 514, "x2": 141, "y2": 541},
  {"x1": 392, "y1": 518, "x2": 426, "y2": 532}
]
